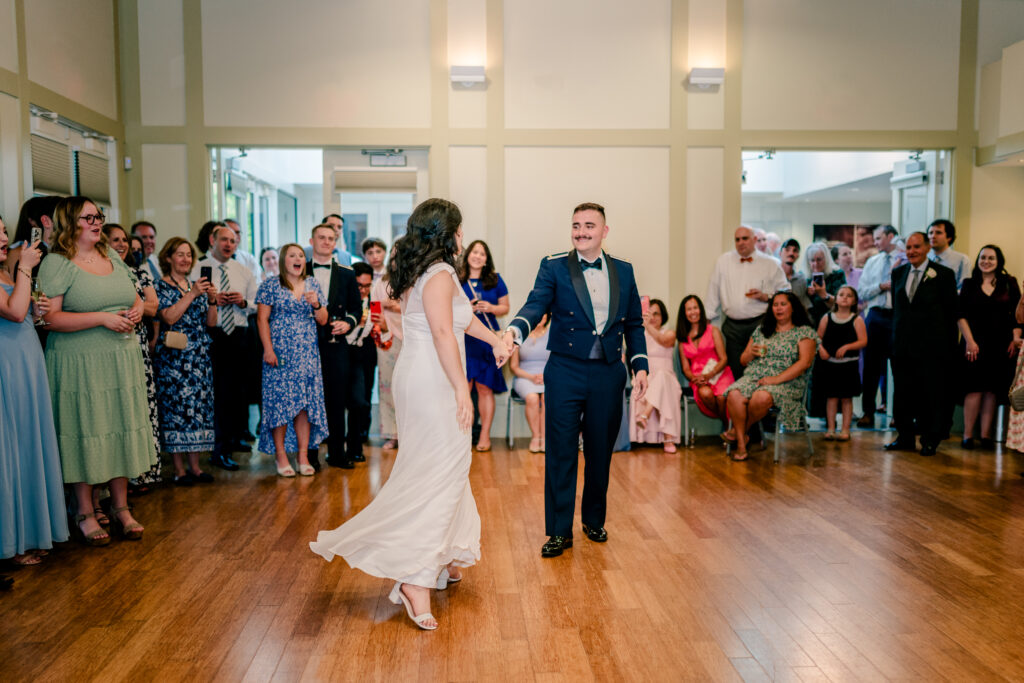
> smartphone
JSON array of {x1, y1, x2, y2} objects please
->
[
  {"x1": 30, "y1": 227, "x2": 42, "y2": 244},
  {"x1": 640, "y1": 295, "x2": 650, "y2": 316},
  {"x1": 200, "y1": 265, "x2": 212, "y2": 282},
  {"x1": 812, "y1": 272, "x2": 824, "y2": 286},
  {"x1": 369, "y1": 301, "x2": 382, "y2": 316}
]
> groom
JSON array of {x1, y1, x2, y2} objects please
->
[{"x1": 503, "y1": 202, "x2": 648, "y2": 557}]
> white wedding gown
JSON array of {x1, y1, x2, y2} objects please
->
[{"x1": 310, "y1": 262, "x2": 481, "y2": 588}]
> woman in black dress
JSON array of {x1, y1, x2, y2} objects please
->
[{"x1": 957, "y1": 245, "x2": 1023, "y2": 449}]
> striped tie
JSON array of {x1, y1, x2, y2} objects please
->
[{"x1": 219, "y1": 264, "x2": 235, "y2": 334}]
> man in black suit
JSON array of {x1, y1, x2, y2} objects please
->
[
  {"x1": 347, "y1": 262, "x2": 379, "y2": 454},
  {"x1": 503, "y1": 202, "x2": 648, "y2": 558},
  {"x1": 307, "y1": 224, "x2": 362, "y2": 469},
  {"x1": 885, "y1": 231, "x2": 959, "y2": 457}
]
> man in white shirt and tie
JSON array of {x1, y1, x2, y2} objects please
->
[
  {"x1": 132, "y1": 220, "x2": 162, "y2": 282},
  {"x1": 705, "y1": 226, "x2": 789, "y2": 382},
  {"x1": 927, "y1": 219, "x2": 969, "y2": 288},
  {"x1": 856, "y1": 224, "x2": 902, "y2": 427},
  {"x1": 194, "y1": 225, "x2": 259, "y2": 470}
]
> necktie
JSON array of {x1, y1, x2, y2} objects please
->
[
  {"x1": 908, "y1": 268, "x2": 922, "y2": 301},
  {"x1": 580, "y1": 258, "x2": 602, "y2": 271},
  {"x1": 740, "y1": 256, "x2": 753, "y2": 263},
  {"x1": 883, "y1": 252, "x2": 892, "y2": 307},
  {"x1": 219, "y1": 264, "x2": 235, "y2": 334},
  {"x1": 312, "y1": 263, "x2": 331, "y2": 269}
]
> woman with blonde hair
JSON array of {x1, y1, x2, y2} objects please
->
[{"x1": 39, "y1": 196, "x2": 153, "y2": 544}]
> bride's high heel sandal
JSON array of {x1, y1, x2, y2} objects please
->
[
  {"x1": 389, "y1": 582, "x2": 438, "y2": 631},
  {"x1": 435, "y1": 567, "x2": 463, "y2": 590}
]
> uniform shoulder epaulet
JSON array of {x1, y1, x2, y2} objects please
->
[
  {"x1": 606, "y1": 252, "x2": 631, "y2": 264},
  {"x1": 337, "y1": 263, "x2": 353, "y2": 270},
  {"x1": 545, "y1": 251, "x2": 569, "y2": 260}
]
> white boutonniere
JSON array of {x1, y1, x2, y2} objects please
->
[{"x1": 923, "y1": 268, "x2": 935, "y2": 281}]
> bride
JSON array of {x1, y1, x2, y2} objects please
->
[{"x1": 310, "y1": 198, "x2": 511, "y2": 630}]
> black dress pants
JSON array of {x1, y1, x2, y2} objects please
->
[
  {"x1": 210, "y1": 327, "x2": 251, "y2": 455},
  {"x1": 861, "y1": 308, "x2": 893, "y2": 416}
]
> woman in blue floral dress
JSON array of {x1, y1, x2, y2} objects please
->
[
  {"x1": 256, "y1": 243, "x2": 329, "y2": 477},
  {"x1": 154, "y1": 237, "x2": 218, "y2": 485}
]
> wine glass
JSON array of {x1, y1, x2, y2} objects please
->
[
  {"x1": 328, "y1": 312, "x2": 341, "y2": 344},
  {"x1": 29, "y1": 226, "x2": 50, "y2": 327},
  {"x1": 119, "y1": 309, "x2": 135, "y2": 340}
]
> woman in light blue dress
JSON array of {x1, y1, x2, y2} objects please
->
[
  {"x1": 0, "y1": 218, "x2": 69, "y2": 567},
  {"x1": 256, "y1": 243, "x2": 329, "y2": 477}
]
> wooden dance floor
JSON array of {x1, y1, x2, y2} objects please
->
[{"x1": 3, "y1": 433, "x2": 1024, "y2": 681}]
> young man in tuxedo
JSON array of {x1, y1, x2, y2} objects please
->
[
  {"x1": 307, "y1": 224, "x2": 362, "y2": 470},
  {"x1": 503, "y1": 202, "x2": 648, "y2": 558},
  {"x1": 347, "y1": 262, "x2": 379, "y2": 452},
  {"x1": 885, "y1": 231, "x2": 959, "y2": 457}
]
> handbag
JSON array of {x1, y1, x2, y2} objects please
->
[
  {"x1": 164, "y1": 330, "x2": 188, "y2": 350},
  {"x1": 1010, "y1": 355, "x2": 1024, "y2": 411}
]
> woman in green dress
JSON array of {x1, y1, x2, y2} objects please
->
[
  {"x1": 725, "y1": 291, "x2": 819, "y2": 461},
  {"x1": 39, "y1": 196, "x2": 154, "y2": 545}
]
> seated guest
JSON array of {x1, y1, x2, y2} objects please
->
[
  {"x1": 957, "y1": 245, "x2": 1022, "y2": 449},
  {"x1": 458, "y1": 239, "x2": 510, "y2": 452},
  {"x1": 510, "y1": 313, "x2": 550, "y2": 453},
  {"x1": 105, "y1": 224, "x2": 162, "y2": 491},
  {"x1": 630, "y1": 299, "x2": 683, "y2": 452},
  {"x1": 154, "y1": 238, "x2": 218, "y2": 485},
  {"x1": 40, "y1": 196, "x2": 153, "y2": 544},
  {"x1": 260, "y1": 246, "x2": 278, "y2": 281},
  {"x1": 0, "y1": 219, "x2": 68, "y2": 566},
  {"x1": 816, "y1": 286, "x2": 867, "y2": 440},
  {"x1": 804, "y1": 241, "x2": 846, "y2": 325},
  {"x1": 725, "y1": 291, "x2": 819, "y2": 461},
  {"x1": 832, "y1": 243, "x2": 862, "y2": 291},
  {"x1": 677, "y1": 294, "x2": 735, "y2": 435},
  {"x1": 256, "y1": 244, "x2": 329, "y2": 477}
]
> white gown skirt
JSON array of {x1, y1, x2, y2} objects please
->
[{"x1": 310, "y1": 331, "x2": 481, "y2": 589}]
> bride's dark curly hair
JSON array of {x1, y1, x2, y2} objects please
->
[{"x1": 387, "y1": 198, "x2": 463, "y2": 299}]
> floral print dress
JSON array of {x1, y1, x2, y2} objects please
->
[{"x1": 131, "y1": 265, "x2": 162, "y2": 483}]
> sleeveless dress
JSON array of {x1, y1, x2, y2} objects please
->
[
  {"x1": 817, "y1": 312, "x2": 862, "y2": 398},
  {"x1": 512, "y1": 328, "x2": 550, "y2": 397},
  {"x1": 0, "y1": 283, "x2": 69, "y2": 558},
  {"x1": 680, "y1": 326, "x2": 735, "y2": 417},
  {"x1": 310, "y1": 263, "x2": 481, "y2": 588},
  {"x1": 629, "y1": 329, "x2": 683, "y2": 443}
]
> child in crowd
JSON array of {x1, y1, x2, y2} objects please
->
[{"x1": 816, "y1": 285, "x2": 867, "y2": 440}]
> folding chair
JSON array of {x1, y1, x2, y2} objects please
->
[{"x1": 505, "y1": 388, "x2": 526, "y2": 449}]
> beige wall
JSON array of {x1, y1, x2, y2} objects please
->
[
  {"x1": 139, "y1": 144, "x2": 190, "y2": 242},
  {"x1": 968, "y1": 165, "x2": 1024, "y2": 276},
  {"x1": 138, "y1": 0, "x2": 185, "y2": 127},
  {"x1": 0, "y1": 0, "x2": 16, "y2": 73}
]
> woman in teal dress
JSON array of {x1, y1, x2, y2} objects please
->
[
  {"x1": 725, "y1": 291, "x2": 819, "y2": 461},
  {"x1": 39, "y1": 196, "x2": 154, "y2": 545},
  {"x1": 0, "y1": 217, "x2": 68, "y2": 567}
]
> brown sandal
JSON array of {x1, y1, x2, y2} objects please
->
[
  {"x1": 731, "y1": 450, "x2": 749, "y2": 461},
  {"x1": 75, "y1": 513, "x2": 111, "y2": 546},
  {"x1": 110, "y1": 506, "x2": 144, "y2": 540}
]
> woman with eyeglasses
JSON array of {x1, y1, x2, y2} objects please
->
[
  {"x1": 0, "y1": 215, "x2": 69, "y2": 568},
  {"x1": 105, "y1": 223, "x2": 162, "y2": 492},
  {"x1": 38, "y1": 197, "x2": 155, "y2": 544}
]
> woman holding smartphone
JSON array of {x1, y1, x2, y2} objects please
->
[
  {"x1": 256, "y1": 243, "x2": 328, "y2": 477},
  {"x1": 154, "y1": 237, "x2": 218, "y2": 485},
  {"x1": 457, "y1": 240, "x2": 509, "y2": 451}
]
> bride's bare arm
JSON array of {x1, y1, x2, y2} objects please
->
[{"x1": 422, "y1": 272, "x2": 474, "y2": 431}]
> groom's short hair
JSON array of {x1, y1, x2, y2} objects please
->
[{"x1": 572, "y1": 202, "x2": 605, "y2": 220}]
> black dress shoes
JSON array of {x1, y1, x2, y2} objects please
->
[
  {"x1": 856, "y1": 415, "x2": 874, "y2": 428},
  {"x1": 961, "y1": 437, "x2": 975, "y2": 450},
  {"x1": 326, "y1": 456, "x2": 355, "y2": 469},
  {"x1": 209, "y1": 454, "x2": 240, "y2": 471},
  {"x1": 352, "y1": 452, "x2": 366, "y2": 463},
  {"x1": 884, "y1": 439, "x2": 915, "y2": 452},
  {"x1": 919, "y1": 443, "x2": 938, "y2": 457},
  {"x1": 582, "y1": 524, "x2": 608, "y2": 543},
  {"x1": 541, "y1": 536, "x2": 573, "y2": 557},
  {"x1": 308, "y1": 455, "x2": 321, "y2": 472}
]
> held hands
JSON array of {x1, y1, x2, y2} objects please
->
[
  {"x1": 501, "y1": 330, "x2": 516, "y2": 351},
  {"x1": 633, "y1": 370, "x2": 649, "y2": 402},
  {"x1": 331, "y1": 320, "x2": 352, "y2": 336},
  {"x1": 965, "y1": 340, "x2": 980, "y2": 361},
  {"x1": 20, "y1": 240, "x2": 43, "y2": 269},
  {"x1": 103, "y1": 312, "x2": 134, "y2": 333},
  {"x1": 491, "y1": 337, "x2": 511, "y2": 368},
  {"x1": 263, "y1": 348, "x2": 279, "y2": 367},
  {"x1": 456, "y1": 386, "x2": 473, "y2": 434}
]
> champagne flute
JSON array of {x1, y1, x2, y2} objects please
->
[
  {"x1": 29, "y1": 226, "x2": 50, "y2": 326},
  {"x1": 119, "y1": 309, "x2": 135, "y2": 340},
  {"x1": 328, "y1": 311, "x2": 341, "y2": 343}
]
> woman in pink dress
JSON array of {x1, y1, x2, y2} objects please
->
[
  {"x1": 676, "y1": 295, "x2": 734, "y2": 439},
  {"x1": 630, "y1": 299, "x2": 682, "y2": 452}
]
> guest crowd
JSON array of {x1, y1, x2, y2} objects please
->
[{"x1": 2, "y1": 194, "x2": 1023, "y2": 589}]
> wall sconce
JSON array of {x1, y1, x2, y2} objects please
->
[
  {"x1": 688, "y1": 67, "x2": 725, "y2": 88},
  {"x1": 450, "y1": 65, "x2": 486, "y2": 88}
]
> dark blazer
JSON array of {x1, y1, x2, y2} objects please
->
[
  {"x1": 305, "y1": 260, "x2": 361, "y2": 345},
  {"x1": 891, "y1": 260, "x2": 959, "y2": 361},
  {"x1": 508, "y1": 250, "x2": 648, "y2": 373}
]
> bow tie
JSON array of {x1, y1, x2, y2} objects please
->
[
  {"x1": 580, "y1": 258, "x2": 602, "y2": 271},
  {"x1": 312, "y1": 263, "x2": 331, "y2": 270},
  {"x1": 740, "y1": 256, "x2": 753, "y2": 263}
]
